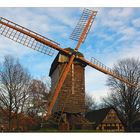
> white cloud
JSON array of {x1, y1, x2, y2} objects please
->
[
  {"x1": 120, "y1": 27, "x2": 136, "y2": 36},
  {"x1": 96, "y1": 8, "x2": 133, "y2": 30},
  {"x1": 85, "y1": 67, "x2": 108, "y2": 102},
  {"x1": 0, "y1": 36, "x2": 34, "y2": 60},
  {"x1": 88, "y1": 88, "x2": 109, "y2": 103},
  {"x1": 85, "y1": 68, "x2": 107, "y2": 86},
  {"x1": 44, "y1": 8, "x2": 80, "y2": 28},
  {"x1": 108, "y1": 8, "x2": 133, "y2": 18},
  {"x1": 120, "y1": 44, "x2": 140, "y2": 59},
  {"x1": 132, "y1": 17, "x2": 140, "y2": 28}
]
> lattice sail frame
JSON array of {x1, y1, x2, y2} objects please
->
[
  {"x1": 90, "y1": 57, "x2": 130, "y2": 83},
  {"x1": 0, "y1": 17, "x2": 59, "y2": 56},
  {"x1": 70, "y1": 9, "x2": 97, "y2": 43}
]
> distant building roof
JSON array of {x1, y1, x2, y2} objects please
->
[{"x1": 85, "y1": 107, "x2": 112, "y2": 127}]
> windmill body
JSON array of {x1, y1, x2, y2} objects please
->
[{"x1": 49, "y1": 48, "x2": 86, "y2": 114}]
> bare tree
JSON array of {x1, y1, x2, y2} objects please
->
[
  {"x1": 0, "y1": 55, "x2": 31, "y2": 131},
  {"x1": 85, "y1": 93, "x2": 97, "y2": 112},
  {"x1": 102, "y1": 58, "x2": 140, "y2": 132},
  {"x1": 26, "y1": 79, "x2": 50, "y2": 118}
]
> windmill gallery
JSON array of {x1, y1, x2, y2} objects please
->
[{"x1": 0, "y1": 8, "x2": 137, "y2": 132}]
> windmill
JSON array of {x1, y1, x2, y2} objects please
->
[{"x1": 0, "y1": 8, "x2": 135, "y2": 129}]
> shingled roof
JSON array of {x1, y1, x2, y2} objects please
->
[{"x1": 85, "y1": 107, "x2": 114, "y2": 127}]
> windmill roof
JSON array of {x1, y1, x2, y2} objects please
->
[{"x1": 49, "y1": 47, "x2": 86, "y2": 76}]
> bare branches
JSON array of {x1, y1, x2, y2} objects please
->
[
  {"x1": 26, "y1": 79, "x2": 49, "y2": 118},
  {"x1": 103, "y1": 58, "x2": 140, "y2": 132},
  {"x1": 0, "y1": 55, "x2": 31, "y2": 131},
  {"x1": 85, "y1": 93, "x2": 97, "y2": 111}
]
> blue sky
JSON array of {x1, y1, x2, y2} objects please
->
[{"x1": 0, "y1": 8, "x2": 140, "y2": 102}]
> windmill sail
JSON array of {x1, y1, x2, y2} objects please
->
[
  {"x1": 78, "y1": 56, "x2": 135, "y2": 87},
  {"x1": 70, "y1": 9, "x2": 97, "y2": 43},
  {"x1": 0, "y1": 17, "x2": 59, "y2": 56}
]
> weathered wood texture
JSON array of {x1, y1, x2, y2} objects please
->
[{"x1": 49, "y1": 53, "x2": 86, "y2": 113}]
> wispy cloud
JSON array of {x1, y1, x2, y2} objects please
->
[{"x1": 132, "y1": 17, "x2": 140, "y2": 28}]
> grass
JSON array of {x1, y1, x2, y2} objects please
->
[
  {"x1": 70, "y1": 129, "x2": 101, "y2": 132},
  {"x1": 35, "y1": 128, "x2": 101, "y2": 133},
  {"x1": 35, "y1": 128, "x2": 58, "y2": 132}
]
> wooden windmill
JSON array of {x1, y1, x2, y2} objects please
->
[{"x1": 0, "y1": 8, "x2": 135, "y2": 128}]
